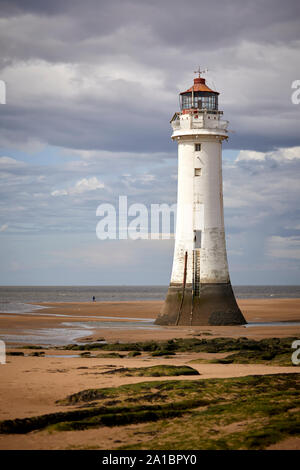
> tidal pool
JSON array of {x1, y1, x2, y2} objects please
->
[{"x1": 0, "y1": 318, "x2": 161, "y2": 346}]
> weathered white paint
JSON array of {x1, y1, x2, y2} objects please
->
[{"x1": 170, "y1": 111, "x2": 230, "y2": 287}]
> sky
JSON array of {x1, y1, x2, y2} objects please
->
[{"x1": 0, "y1": 0, "x2": 300, "y2": 285}]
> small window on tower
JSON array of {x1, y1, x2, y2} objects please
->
[
  {"x1": 195, "y1": 168, "x2": 201, "y2": 176},
  {"x1": 195, "y1": 143, "x2": 201, "y2": 152}
]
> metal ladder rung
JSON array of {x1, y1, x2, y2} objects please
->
[{"x1": 193, "y1": 250, "x2": 200, "y2": 296}]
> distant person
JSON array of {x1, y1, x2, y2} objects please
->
[{"x1": 92, "y1": 296, "x2": 96, "y2": 302}]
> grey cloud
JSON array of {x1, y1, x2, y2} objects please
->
[
  {"x1": 1, "y1": 1, "x2": 299, "y2": 49},
  {"x1": 0, "y1": 0, "x2": 299, "y2": 152}
]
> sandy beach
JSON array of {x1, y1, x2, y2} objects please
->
[{"x1": 0, "y1": 298, "x2": 299, "y2": 450}]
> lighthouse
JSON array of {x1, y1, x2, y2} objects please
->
[{"x1": 156, "y1": 70, "x2": 246, "y2": 326}]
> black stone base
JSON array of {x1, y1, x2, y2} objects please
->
[{"x1": 155, "y1": 282, "x2": 246, "y2": 326}]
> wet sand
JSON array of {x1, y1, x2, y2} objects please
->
[
  {"x1": 0, "y1": 298, "x2": 299, "y2": 449},
  {"x1": 1, "y1": 299, "x2": 300, "y2": 344}
]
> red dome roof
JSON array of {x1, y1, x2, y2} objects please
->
[{"x1": 180, "y1": 77, "x2": 219, "y2": 95}]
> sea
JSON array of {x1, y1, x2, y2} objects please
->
[{"x1": 0, "y1": 285, "x2": 300, "y2": 314}]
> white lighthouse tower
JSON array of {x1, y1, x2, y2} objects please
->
[{"x1": 156, "y1": 70, "x2": 246, "y2": 326}]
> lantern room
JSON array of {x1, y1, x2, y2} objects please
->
[{"x1": 180, "y1": 77, "x2": 219, "y2": 112}]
